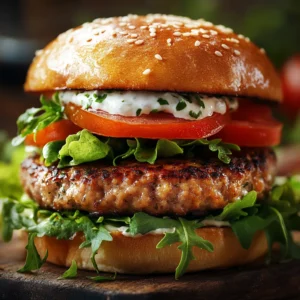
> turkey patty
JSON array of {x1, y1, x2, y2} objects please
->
[{"x1": 21, "y1": 148, "x2": 276, "y2": 216}]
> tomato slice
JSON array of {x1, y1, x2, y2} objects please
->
[
  {"x1": 216, "y1": 100, "x2": 282, "y2": 147},
  {"x1": 64, "y1": 103, "x2": 230, "y2": 140},
  {"x1": 25, "y1": 119, "x2": 81, "y2": 147}
]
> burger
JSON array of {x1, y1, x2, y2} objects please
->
[{"x1": 3, "y1": 14, "x2": 300, "y2": 279}]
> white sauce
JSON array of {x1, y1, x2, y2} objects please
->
[
  {"x1": 59, "y1": 90, "x2": 238, "y2": 121},
  {"x1": 104, "y1": 220, "x2": 230, "y2": 238}
]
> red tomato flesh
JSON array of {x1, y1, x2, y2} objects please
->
[
  {"x1": 25, "y1": 119, "x2": 81, "y2": 147},
  {"x1": 216, "y1": 100, "x2": 282, "y2": 146},
  {"x1": 64, "y1": 103, "x2": 230, "y2": 140}
]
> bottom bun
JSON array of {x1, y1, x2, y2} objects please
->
[{"x1": 33, "y1": 227, "x2": 268, "y2": 274}]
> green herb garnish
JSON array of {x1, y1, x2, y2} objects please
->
[
  {"x1": 136, "y1": 109, "x2": 142, "y2": 116},
  {"x1": 176, "y1": 100, "x2": 187, "y2": 111},
  {"x1": 157, "y1": 98, "x2": 169, "y2": 105},
  {"x1": 94, "y1": 94, "x2": 107, "y2": 103},
  {"x1": 189, "y1": 110, "x2": 201, "y2": 119}
]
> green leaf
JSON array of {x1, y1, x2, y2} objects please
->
[
  {"x1": 59, "y1": 260, "x2": 78, "y2": 279},
  {"x1": 130, "y1": 212, "x2": 177, "y2": 235},
  {"x1": 265, "y1": 206, "x2": 289, "y2": 260},
  {"x1": 43, "y1": 141, "x2": 65, "y2": 166},
  {"x1": 129, "y1": 213, "x2": 213, "y2": 279},
  {"x1": 175, "y1": 218, "x2": 213, "y2": 279},
  {"x1": 87, "y1": 272, "x2": 117, "y2": 282},
  {"x1": 89, "y1": 227, "x2": 112, "y2": 273},
  {"x1": 179, "y1": 138, "x2": 240, "y2": 164},
  {"x1": 58, "y1": 130, "x2": 110, "y2": 167},
  {"x1": 231, "y1": 214, "x2": 274, "y2": 249},
  {"x1": 12, "y1": 94, "x2": 64, "y2": 146},
  {"x1": 215, "y1": 191, "x2": 258, "y2": 221},
  {"x1": 18, "y1": 233, "x2": 48, "y2": 273}
]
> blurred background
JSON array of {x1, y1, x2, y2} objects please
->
[{"x1": 0, "y1": 0, "x2": 299, "y2": 136}]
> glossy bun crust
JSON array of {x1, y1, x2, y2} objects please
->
[
  {"x1": 34, "y1": 228, "x2": 268, "y2": 274},
  {"x1": 25, "y1": 14, "x2": 281, "y2": 102}
]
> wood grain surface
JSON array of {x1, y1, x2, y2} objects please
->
[{"x1": 1, "y1": 238, "x2": 300, "y2": 300}]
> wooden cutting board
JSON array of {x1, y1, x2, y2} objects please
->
[{"x1": 1, "y1": 238, "x2": 300, "y2": 300}]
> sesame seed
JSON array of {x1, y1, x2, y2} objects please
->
[
  {"x1": 149, "y1": 27, "x2": 156, "y2": 32},
  {"x1": 35, "y1": 49, "x2": 43, "y2": 56},
  {"x1": 155, "y1": 54, "x2": 163, "y2": 60},
  {"x1": 94, "y1": 32, "x2": 99, "y2": 36},
  {"x1": 199, "y1": 28, "x2": 208, "y2": 33},
  {"x1": 183, "y1": 32, "x2": 191, "y2": 36},
  {"x1": 126, "y1": 39, "x2": 136, "y2": 44},
  {"x1": 143, "y1": 69, "x2": 151, "y2": 75},
  {"x1": 234, "y1": 50, "x2": 241, "y2": 56},
  {"x1": 202, "y1": 34, "x2": 210, "y2": 38},
  {"x1": 150, "y1": 32, "x2": 156, "y2": 37},
  {"x1": 128, "y1": 25, "x2": 136, "y2": 29},
  {"x1": 173, "y1": 32, "x2": 182, "y2": 36},
  {"x1": 195, "y1": 40, "x2": 201, "y2": 46},
  {"x1": 135, "y1": 40, "x2": 144, "y2": 45},
  {"x1": 245, "y1": 37, "x2": 250, "y2": 42},
  {"x1": 111, "y1": 31, "x2": 117, "y2": 37},
  {"x1": 221, "y1": 44, "x2": 230, "y2": 50},
  {"x1": 260, "y1": 48, "x2": 266, "y2": 54},
  {"x1": 227, "y1": 38, "x2": 239, "y2": 44},
  {"x1": 131, "y1": 33, "x2": 138, "y2": 38},
  {"x1": 210, "y1": 30, "x2": 218, "y2": 35},
  {"x1": 86, "y1": 38, "x2": 92, "y2": 42},
  {"x1": 120, "y1": 31, "x2": 128, "y2": 36},
  {"x1": 238, "y1": 34, "x2": 245, "y2": 39},
  {"x1": 100, "y1": 29, "x2": 106, "y2": 33},
  {"x1": 140, "y1": 25, "x2": 147, "y2": 29},
  {"x1": 119, "y1": 22, "x2": 127, "y2": 27},
  {"x1": 215, "y1": 51, "x2": 223, "y2": 57}
]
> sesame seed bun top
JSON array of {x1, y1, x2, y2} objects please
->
[{"x1": 24, "y1": 14, "x2": 282, "y2": 102}]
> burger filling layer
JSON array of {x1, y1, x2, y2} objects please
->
[
  {"x1": 59, "y1": 90, "x2": 238, "y2": 120},
  {"x1": 3, "y1": 91, "x2": 300, "y2": 279}
]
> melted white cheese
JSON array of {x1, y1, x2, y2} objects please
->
[
  {"x1": 59, "y1": 90, "x2": 238, "y2": 121},
  {"x1": 104, "y1": 220, "x2": 230, "y2": 238}
]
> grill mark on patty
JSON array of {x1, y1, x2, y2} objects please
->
[{"x1": 20, "y1": 148, "x2": 276, "y2": 216}]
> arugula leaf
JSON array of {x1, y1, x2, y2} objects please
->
[
  {"x1": 59, "y1": 260, "x2": 77, "y2": 279},
  {"x1": 215, "y1": 191, "x2": 258, "y2": 221},
  {"x1": 130, "y1": 212, "x2": 213, "y2": 279},
  {"x1": 18, "y1": 233, "x2": 48, "y2": 273},
  {"x1": 87, "y1": 272, "x2": 117, "y2": 282},
  {"x1": 157, "y1": 218, "x2": 213, "y2": 279},
  {"x1": 12, "y1": 94, "x2": 64, "y2": 146},
  {"x1": 230, "y1": 214, "x2": 273, "y2": 249}
]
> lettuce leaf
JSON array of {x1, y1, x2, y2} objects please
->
[{"x1": 41, "y1": 130, "x2": 240, "y2": 168}]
